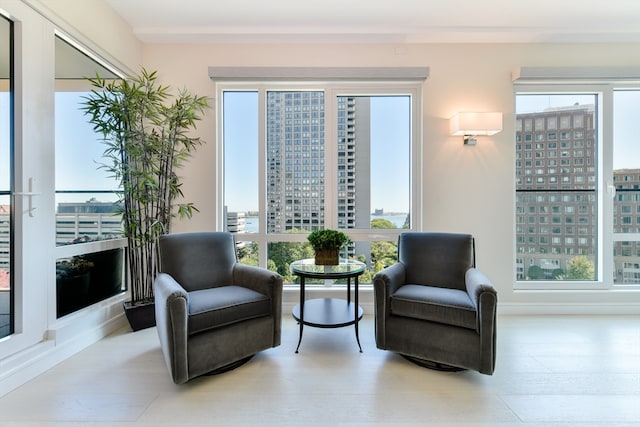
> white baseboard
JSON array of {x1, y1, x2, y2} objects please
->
[{"x1": 498, "y1": 302, "x2": 640, "y2": 315}]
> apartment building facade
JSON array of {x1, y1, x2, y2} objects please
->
[
  {"x1": 515, "y1": 104, "x2": 640, "y2": 282},
  {"x1": 265, "y1": 92, "x2": 370, "y2": 234}
]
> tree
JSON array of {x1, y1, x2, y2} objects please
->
[
  {"x1": 237, "y1": 242, "x2": 259, "y2": 266},
  {"x1": 369, "y1": 217, "x2": 398, "y2": 272},
  {"x1": 267, "y1": 240, "x2": 314, "y2": 282},
  {"x1": 371, "y1": 218, "x2": 396, "y2": 229},
  {"x1": 371, "y1": 241, "x2": 398, "y2": 270},
  {"x1": 527, "y1": 265, "x2": 545, "y2": 280},
  {"x1": 552, "y1": 268, "x2": 565, "y2": 279},
  {"x1": 563, "y1": 256, "x2": 595, "y2": 280}
]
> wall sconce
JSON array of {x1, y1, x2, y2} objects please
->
[{"x1": 449, "y1": 112, "x2": 503, "y2": 145}]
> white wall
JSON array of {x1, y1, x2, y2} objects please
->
[{"x1": 143, "y1": 42, "x2": 640, "y2": 312}]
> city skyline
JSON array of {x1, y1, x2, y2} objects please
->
[
  {"x1": 224, "y1": 92, "x2": 410, "y2": 213},
  {"x1": 1, "y1": 91, "x2": 638, "y2": 205}
]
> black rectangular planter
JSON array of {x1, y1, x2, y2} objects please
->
[{"x1": 123, "y1": 301, "x2": 156, "y2": 331}]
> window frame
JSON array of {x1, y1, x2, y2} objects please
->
[
  {"x1": 215, "y1": 79, "x2": 424, "y2": 278},
  {"x1": 53, "y1": 32, "x2": 128, "y2": 317},
  {"x1": 0, "y1": 13, "x2": 14, "y2": 338},
  {"x1": 514, "y1": 82, "x2": 640, "y2": 291}
]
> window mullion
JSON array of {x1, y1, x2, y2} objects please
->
[
  {"x1": 257, "y1": 88, "x2": 268, "y2": 267},
  {"x1": 323, "y1": 86, "x2": 338, "y2": 229},
  {"x1": 600, "y1": 87, "x2": 614, "y2": 285}
]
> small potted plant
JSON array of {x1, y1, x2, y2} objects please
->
[{"x1": 307, "y1": 229, "x2": 351, "y2": 265}]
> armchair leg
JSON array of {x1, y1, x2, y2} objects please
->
[{"x1": 401, "y1": 354, "x2": 466, "y2": 372}]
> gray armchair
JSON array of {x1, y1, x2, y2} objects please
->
[
  {"x1": 154, "y1": 232, "x2": 283, "y2": 384},
  {"x1": 373, "y1": 232, "x2": 497, "y2": 375}
]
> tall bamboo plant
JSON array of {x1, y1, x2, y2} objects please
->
[{"x1": 82, "y1": 69, "x2": 209, "y2": 305}]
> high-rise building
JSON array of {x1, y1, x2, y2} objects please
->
[
  {"x1": 0, "y1": 199, "x2": 122, "y2": 274},
  {"x1": 612, "y1": 168, "x2": 640, "y2": 283},
  {"x1": 515, "y1": 104, "x2": 597, "y2": 280},
  {"x1": 265, "y1": 92, "x2": 370, "y2": 233},
  {"x1": 55, "y1": 199, "x2": 122, "y2": 246},
  {"x1": 337, "y1": 96, "x2": 371, "y2": 231},
  {"x1": 516, "y1": 104, "x2": 640, "y2": 282}
]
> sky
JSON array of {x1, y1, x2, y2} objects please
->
[
  {"x1": 55, "y1": 92, "x2": 119, "y2": 191},
  {"x1": 223, "y1": 92, "x2": 259, "y2": 212},
  {"x1": 0, "y1": 92, "x2": 119, "y2": 204}
]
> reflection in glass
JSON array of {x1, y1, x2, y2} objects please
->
[{"x1": 56, "y1": 248, "x2": 124, "y2": 318}]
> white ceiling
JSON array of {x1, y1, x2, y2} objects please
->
[{"x1": 104, "y1": 0, "x2": 640, "y2": 44}]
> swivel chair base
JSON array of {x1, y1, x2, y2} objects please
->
[
  {"x1": 205, "y1": 355, "x2": 255, "y2": 376},
  {"x1": 401, "y1": 354, "x2": 466, "y2": 372}
]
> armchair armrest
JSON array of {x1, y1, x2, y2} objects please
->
[
  {"x1": 372, "y1": 262, "x2": 407, "y2": 349},
  {"x1": 465, "y1": 267, "x2": 498, "y2": 374},
  {"x1": 232, "y1": 263, "x2": 283, "y2": 346},
  {"x1": 465, "y1": 268, "x2": 496, "y2": 307},
  {"x1": 373, "y1": 262, "x2": 406, "y2": 298},
  {"x1": 155, "y1": 272, "x2": 189, "y2": 304},
  {"x1": 153, "y1": 272, "x2": 189, "y2": 384},
  {"x1": 233, "y1": 263, "x2": 283, "y2": 298},
  {"x1": 465, "y1": 267, "x2": 497, "y2": 324}
]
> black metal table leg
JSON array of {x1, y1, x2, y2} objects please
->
[
  {"x1": 354, "y1": 275, "x2": 362, "y2": 352},
  {"x1": 295, "y1": 276, "x2": 305, "y2": 353}
]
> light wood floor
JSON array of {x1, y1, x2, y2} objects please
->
[{"x1": 0, "y1": 314, "x2": 638, "y2": 426}]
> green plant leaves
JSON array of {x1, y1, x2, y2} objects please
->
[{"x1": 81, "y1": 68, "x2": 209, "y2": 303}]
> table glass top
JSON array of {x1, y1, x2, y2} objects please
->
[{"x1": 290, "y1": 258, "x2": 366, "y2": 276}]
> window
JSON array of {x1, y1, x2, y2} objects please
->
[
  {"x1": 515, "y1": 93, "x2": 598, "y2": 283},
  {"x1": 0, "y1": 15, "x2": 12, "y2": 338},
  {"x1": 54, "y1": 36, "x2": 125, "y2": 317},
  {"x1": 219, "y1": 78, "x2": 420, "y2": 284},
  {"x1": 515, "y1": 78, "x2": 640, "y2": 289},
  {"x1": 55, "y1": 36, "x2": 122, "y2": 245}
]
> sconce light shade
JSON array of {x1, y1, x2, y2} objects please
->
[{"x1": 450, "y1": 112, "x2": 503, "y2": 145}]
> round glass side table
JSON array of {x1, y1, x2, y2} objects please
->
[{"x1": 290, "y1": 258, "x2": 366, "y2": 353}]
